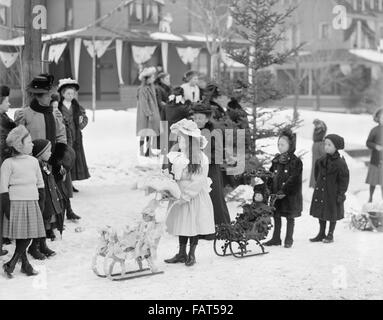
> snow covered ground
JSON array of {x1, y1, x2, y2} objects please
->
[{"x1": 0, "y1": 108, "x2": 382, "y2": 300}]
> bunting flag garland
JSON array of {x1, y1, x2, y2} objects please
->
[
  {"x1": 132, "y1": 45, "x2": 157, "y2": 70},
  {"x1": 0, "y1": 51, "x2": 19, "y2": 68},
  {"x1": 83, "y1": 40, "x2": 112, "y2": 58},
  {"x1": 176, "y1": 47, "x2": 200, "y2": 65},
  {"x1": 48, "y1": 42, "x2": 67, "y2": 64}
]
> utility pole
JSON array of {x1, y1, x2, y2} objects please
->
[{"x1": 23, "y1": 0, "x2": 42, "y2": 104}]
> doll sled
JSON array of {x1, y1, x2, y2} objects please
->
[
  {"x1": 92, "y1": 172, "x2": 181, "y2": 281},
  {"x1": 213, "y1": 193, "x2": 276, "y2": 259}
]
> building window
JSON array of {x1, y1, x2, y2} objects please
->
[
  {"x1": 319, "y1": 23, "x2": 330, "y2": 39},
  {"x1": 65, "y1": 0, "x2": 74, "y2": 29},
  {"x1": 128, "y1": 0, "x2": 163, "y2": 27},
  {"x1": 0, "y1": 5, "x2": 7, "y2": 26}
]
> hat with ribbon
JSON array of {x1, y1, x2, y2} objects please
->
[
  {"x1": 170, "y1": 119, "x2": 208, "y2": 149},
  {"x1": 27, "y1": 74, "x2": 54, "y2": 94},
  {"x1": 57, "y1": 78, "x2": 80, "y2": 93}
]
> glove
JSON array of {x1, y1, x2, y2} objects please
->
[
  {"x1": 38, "y1": 188, "x2": 46, "y2": 213},
  {"x1": 337, "y1": 194, "x2": 346, "y2": 204},
  {"x1": 0, "y1": 193, "x2": 11, "y2": 220}
]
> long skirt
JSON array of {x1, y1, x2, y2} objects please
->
[
  {"x1": 166, "y1": 191, "x2": 215, "y2": 237},
  {"x1": 71, "y1": 141, "x2": 91, "y2": 181},
  {"x1": 208, "y1": 164, "x2": 231, "y2": 225},
  {"x1": 366, "y1": 164, "x2": 383, "y2": 186},
  {"x1": 310, "y1": 141, "x2": 326, "y2": 188},
  {"x1": 3, "y1": 201, "x2": 46, "y2": 239}
]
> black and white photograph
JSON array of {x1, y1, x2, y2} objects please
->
[{"x1": 0, "y1": 0, "x2": 383, "y2": 303}]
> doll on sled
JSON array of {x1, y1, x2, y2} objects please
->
[{"x1": 92, "y1": 170, "x2": 181, "y2": 281}]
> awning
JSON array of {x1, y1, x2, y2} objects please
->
[{"x1": 350, "y1": 49, "x2": 383, "y2": 64}]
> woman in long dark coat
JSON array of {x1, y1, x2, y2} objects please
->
[
  {"x1": 366, "y1": 108, "x2": 383, "y2": 203},
  {"x1": 309, "y1": 119, "x2": 327, "y2": 188},
  {"x1": 310, "y1": 134, "x2": 349, "y2": 243},
  {"x1": 265, "y1": 129, "x2": 303, "y2": 248},
  {"x1": 191, "y1": 103, "x2": 231, "y2": 228},
  {"x1": 136, "y1": 67, "x2": 161, "y2": 157},
  {"x1": 57, "y1": 79, "x2": 90, "y2": 182},
  {"x1": 0, "y1": 85, "x2": 16, "y2": 256}
]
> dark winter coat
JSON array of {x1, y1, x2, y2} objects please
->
[
  {"x1": 39, "y1": 161, "x2": 63, "y2": 223},
  {"x1": 155, "y1": 82, "x2": 172, "y2": 120},
  {"x1": 201, "y1": 121, "x2": 231, "y2": 225},
  {"x1": 58, "y1": 99, "x2": 90, "y2": 181},
  {"x1": 366, "y1": 125, "x2": 383, "y2": 167},
  {"x1": 269, "y1": 153, "x2": 303, "y2": 218},
  {"x1": 0, "y1": 112, "x2": 16, "y2": 165},
  {"x1": 310, "y1": 152, "x2": 350, "y2": 222}
]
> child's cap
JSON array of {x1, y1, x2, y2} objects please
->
[
  {"x1": 6, "y1": 125, "x2": 30, "y2": 153},
  {"x1": 32, "y1": 139, "x2": 51, "y2": 158},
  {"x1": 278, "y1": 128, "x2": 296, "y2": 153},
  {"x1": 325, "y1": 134, "x2": 345, "y2": 150}
]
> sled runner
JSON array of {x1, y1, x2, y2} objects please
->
[
  {"x1": 213, "y1": 194, "x2": 276, "y2": 259},
  {"x1": 95, "y1": 267, "x2": 164, "y2": 281}
]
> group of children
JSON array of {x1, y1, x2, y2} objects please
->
[
  {"x1": 163, "y1": 117, "x2": 350, "y2": 266},
  {"x1": 140, "y1": 68, "x2": 352, "y2": 266},
  {"x1": 0, "y1": 126, "x2": 68, "y2": 278},
  {"x1": 0, "y1": 75, "x2": 89, "y2": 279}
]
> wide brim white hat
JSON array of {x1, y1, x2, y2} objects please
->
[
  {"x1": 57, "y1": 78, "x2": 80, "y2": 92},
  {"x1": 170, "y1": 119, "x2": 208, "y2": 149},
  {"x1": 138, "y1": 67, "x2": 157, "y2": 82}
]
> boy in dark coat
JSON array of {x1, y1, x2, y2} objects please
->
[
  {"x1": 265, "y1": 129, "x2": 303, "y2": 248},
  {"x1": 29, "y1": 139, "x2": 62, "y2": 259},
  {"x1": 49, "y1": 143, "x2": 77, "y2": 223},
  {"x1": 310, "y1": 134, "x2": 350, "y2": 243}
]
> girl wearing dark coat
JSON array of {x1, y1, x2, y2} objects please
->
[
  {"x1": 265, "y1": 129, "x2": 303, "y2": 248},
  {"x1": 310, "y1": 134, "x2": 349, "y2": 243},
  {"x1": 366, "y1": 108, "x2": 383, "y2": 203},
  {"x1": 309, "y1": 119, "x2": 327, "y2": 188},
  {"x1": 0, "y1": 85, "x2": 16, "y2": 257},
  {"x1": 29, "y1": 139, "x2": 62, "y2": 260},
  {"x1": 191, "y1": 103, "x2": 231, "y2": 227}
]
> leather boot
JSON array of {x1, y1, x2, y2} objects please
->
[
  {"x1": 164, "y1": 243, "x2": 187, "y2": 263},
  {"x1": 284, "y1": 218, "x2": 295, "y2": 248},
  {"x1": 264, "y1": 216, "x2": 282, "y2": 246},
  {"x1": 20, "y1": 252, "x2": 38, "y2": 276},
  {"x1": 39, "y1": 238, "x2": 56, "y2": 258},
  {"x1": 323, "y1": 222, "x2": 336, "y2": 243},
  {"x1": 28, "y1": 239, "x2": 46, "y2": 260},
  {"x1": 310, "y1": 220, "x2": 327, "y2": 242},
  {"x1": 185, "y1": 245, "x2": 197, "y2": 267},
  {"x1": 3, "y1": 251, "x2": 21, "y2": 279},
  {"x1": 66, "y1": 200, "x2": 81, "y2": 220}
]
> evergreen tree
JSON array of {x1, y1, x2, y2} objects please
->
[{"x1": 226, "y1": 0, "x2": 302, "y2": 171}]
